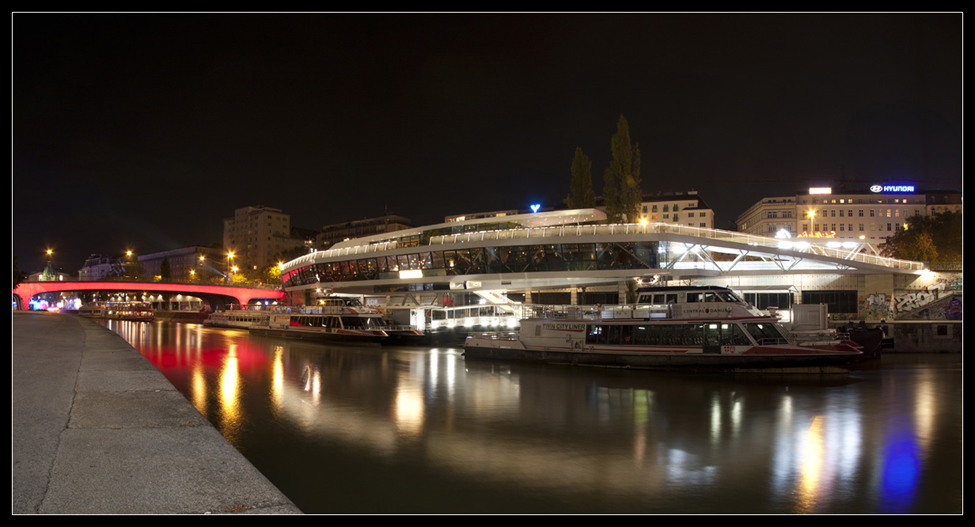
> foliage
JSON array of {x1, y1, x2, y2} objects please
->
[
  {"x1": 109, "y1": 257, "x2": 145, "y2": 281},
  {"x1": 603, "y1": 115, "x2": 643, "y2": 222},
  {"x1": 880, "y1": 211, "x2": 961, "y2": 264},
  {"x1": 160, "y1": 257, "x2": 171, "y2": 280},
  {"x1": 13, "y1": 255, "x2": 25, "y2": 287},
  {"x1": 260, "y1": 246, "x2": 312, "y2": 286},
  {"x1": 567, "y1": 147, "x2": 596, "y2": 209}
]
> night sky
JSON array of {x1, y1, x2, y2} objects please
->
[{"x1": 13, "y1": 13, "x2": 962, "y2": 274}]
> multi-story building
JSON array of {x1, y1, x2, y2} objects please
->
[
  {"x1": 445, "y1": 210, "x2": 520, "y2": 223},
  {"x1": 318, "y1": 215, "x2": 414, "y2": 249},
  {"x1": 137, "y1": 245, "x2": 227, "y2": 281},
  {"x1": 735, "y1": 196, "x2": 798, "y2": 238},
  {"x1": 737, "y1": 184, "x2": 962, "y2": 245},
  {"x1": 638, "y1": 191, "x2": 715, "y2": 229},
  {"x1": 589, "y1": 191, "x2": 716, "y2": 228},
  {"x1": 78, "y1": 254, "x2": 116, "y2": 281},
  {"x1": 223, "y1": 205, "x2": 303, "y2": 274}
]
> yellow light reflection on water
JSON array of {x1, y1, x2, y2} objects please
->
[
  {"x1": 393, "y1": 383, "x2": 425, "y2": 438},
  {"x1": 271, "y1": 346, "x2": 285, "y2": 412},
  {"x1": 796, "y1": 415, "x2": 827, "y2": 513},
  {"x1": 218, "y1": 345, "x2": 242, "y2": 442}
]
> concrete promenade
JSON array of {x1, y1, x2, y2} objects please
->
[{"x1": 12, "y1": 311, "x2": 302, "y2": 514}]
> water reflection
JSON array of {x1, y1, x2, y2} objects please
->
[{"x1": 99, "y1": 320, "x2": 961, "y2": 514}]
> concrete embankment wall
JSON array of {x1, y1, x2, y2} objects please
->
[{"x1": 12, "y1": 311, "x2": 301, "y2": 514}]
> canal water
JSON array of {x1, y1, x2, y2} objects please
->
[{"x1": 99, "y1": 319, "x2": 962, "y2": 514}]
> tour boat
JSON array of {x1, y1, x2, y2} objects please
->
[
  {"x1": 248, "y1": 298, "x2": 390, "y2": 345},
  {"x1": 78, "y1": 304, "x2": 107, "y2": 319},
  {"x1": 106, "y1": 302, "x2": 154, "y2": 322},
  {"x1": 463, "y1": 286, "x2": 863, "y2": 373},
  {"x1": 79, "y1": 301, "x2": 153, "y2": 322},
  {"x1": 204, "y1": 308, "x2": 270, "y2": 329}
]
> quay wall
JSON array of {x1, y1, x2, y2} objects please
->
[{"x1": 12, "y1": 311, "x2": 301, "y2": 514}]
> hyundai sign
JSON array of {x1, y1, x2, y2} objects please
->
[{"x1": 871, "y1": 184, "x2": 915, "y2": 193}]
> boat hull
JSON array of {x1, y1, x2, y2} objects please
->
[
  {"x1": 249, "y1": 327, "x2": 384, "y2": 346},
  {"x1": 463, "y1": 341, "x2": 860, "y2": 373}
]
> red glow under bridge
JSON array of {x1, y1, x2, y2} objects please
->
[{"x1": 12, "y1": 281, "x2": 286, "y2": 310}]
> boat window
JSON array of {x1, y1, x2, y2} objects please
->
[
  {"x1": 705, "y1": 323, "x2": 752, "y2": 346},
  {"x1": 743, "y1": 323, "x2": 788, "y2": 345},
  {"x1": 586, "y1": 325, "x2": 604, "y2": 344},
  {"x1": 619, "y1": 325, "x2": 633, "y2": 344},
  {"x1": 717, "y1": 291, "x2": 742, "y2": 303}
]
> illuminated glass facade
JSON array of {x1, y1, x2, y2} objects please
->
[{"x1": 282, "y1": 241, "x2": 660, "y2": 289}]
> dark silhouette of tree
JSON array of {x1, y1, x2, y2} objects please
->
[
  {"x1": 603, "y1": 115, "x2": 642, "y2": 222},
  {"x1": 567, "y1": 147, "x2": 596, "y2": 209}
]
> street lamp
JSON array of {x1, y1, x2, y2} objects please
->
[{"x1": 227, "y1": 251, "x2": 236, "y2": 284}]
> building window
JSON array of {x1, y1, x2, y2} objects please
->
[{"x1": 802, "y1": 290, "x2": 857, "y2": 314}]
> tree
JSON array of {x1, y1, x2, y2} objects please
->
[
  {"x1": 882, "y1": 228, "x2": 938, "y2": 262},
  {"x1": 261, "y1": 246, "x2": 312, "y2": 286},
  {"x1": 567, "y1": 147, "x2": 596, "y2": 209},
  {"x1": 13, "y1": 255, "x2": 25, "y2": 287},
  {"x1": 880, "y1": 211, "x2": 960, "y2": 264},
  {"x1": 160, "y1": 257, "x2": 171, "y2": 281},
  {"x1": 603, "y1": 115, "x2": 643, "y2": 222}
]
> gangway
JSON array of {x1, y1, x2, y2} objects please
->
[{"x1": 473, "y1": 290, "x2": 521, "y2": 315}]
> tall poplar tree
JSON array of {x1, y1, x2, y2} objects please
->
[
  {"x1": 604, "y1": 114, "x2": 643, "y2": 222},
  {"x1": 567, "y1": 147, "x2": 596, "y2": 209}
]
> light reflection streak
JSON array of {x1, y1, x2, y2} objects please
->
[
  {"x1": 191, "y1": 364, "x2": 207, "y2": 416},
  {"x1": 219, "y1": 345, "x2": 242, "y2": 442},
  {"x1": 796, "y1": 415, "x2": 826, "y2": 513},
  {"x1": 710, "y1": 393, "x2": 721, "y2": 445},
  {"x1": 393, "y1": 381, "x2": 425, "y2": 438},
  {"x1": 271, "y1": 346, "x2": 284, "y2": 412}
]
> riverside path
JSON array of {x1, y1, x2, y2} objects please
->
[{"x1": 12, "y1": 311, "x2": 301, "y2": 514}]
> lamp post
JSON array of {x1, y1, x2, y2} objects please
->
[{"x1": 227, "y1": 252, "x2": 235, "y2": 284}]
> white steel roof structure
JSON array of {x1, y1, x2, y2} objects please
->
[{"x1": 280, "y1": 209, "x2": 925, "y2": 295}]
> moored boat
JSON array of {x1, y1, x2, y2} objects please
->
[
  {"x1": 108, "y1": 302, "x2": 155, "y2": 322},
  {"x1": 204, "y1": 308, "x2": 270, "y2": 329},
  {"x1": 78, "y1": 304, "x2": 107, "y2": 318},
  {"x1": 463, "y1": 286, "x2": 862, "y2": 373},
  {"x1": 248, "y1": 298, "x2": 389, "y2": 346}
]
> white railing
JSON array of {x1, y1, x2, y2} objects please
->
[{"x1": 283, "y1": 222, "x2": 924, "y2": 273}]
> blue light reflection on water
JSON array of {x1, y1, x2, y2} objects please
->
[
  {"x1": 881, "y1": 431, "x2": 921, "y2": 514},
  {"x1": 99, "y1": 320, "x2": 962, "y2": 514}
]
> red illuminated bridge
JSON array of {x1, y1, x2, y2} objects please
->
[{"x1": 12, "y1": 281, "x2": 286, "y2": 311}]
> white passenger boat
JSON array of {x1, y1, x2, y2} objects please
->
[
  {"x1": 78, "y1": 304, "x2": 107, "y2": 318},
  {"x1": 204, "y1": 308, "x2": 270, "y2": 329},
  {"x1": 463, "y1": 286, "x2": 863, "y2": 373},
  {"x1": 248, "y1": 298, "x2": 390, "y2": 345},
  {"x1": 79, "y1": 301, "x2": 154, "y2": 321},
  {"x1": 108, "y1": 302, "x2": 155, "y2": 322}
]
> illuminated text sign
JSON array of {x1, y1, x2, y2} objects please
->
[{"x1": 871, "y1": 184, "x2": 915, "y2": 193}]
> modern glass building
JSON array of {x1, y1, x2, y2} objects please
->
[{"x1": 280, "y1": 209, "x2": 925, "y2": 304}]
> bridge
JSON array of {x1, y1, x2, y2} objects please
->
[{"x1": 12, "y1": 281, "x2": 286, "y2": 311}]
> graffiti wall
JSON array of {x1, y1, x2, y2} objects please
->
[
  {"x1": 894, "y1": 273, "x2": 962, "y2": 320},
  {"x1": 858, "y1": 272, "x2": 962, "y2": 321},
  {"x1": 861, "y1": 292, "x2": 894, "y2": 321}
]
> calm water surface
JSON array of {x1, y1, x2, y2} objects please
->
[{"x1": 101, "y1": 319, "x2": 962, "y2": 514}]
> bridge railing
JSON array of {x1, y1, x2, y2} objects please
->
[{"x1": 285, "y1": 222, "x2": 925, "y2": 273}]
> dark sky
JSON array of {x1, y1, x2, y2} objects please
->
[{"x1": 13, "y1": 13, "x2": 962, "y2": 274}]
